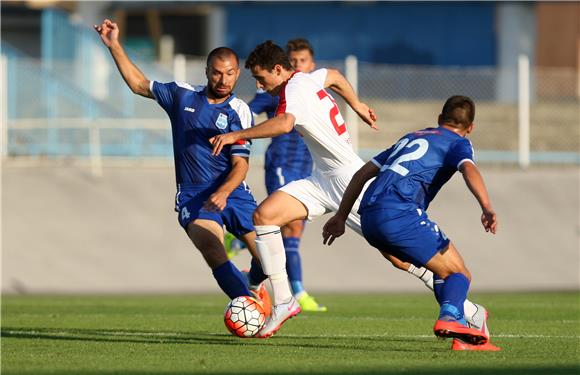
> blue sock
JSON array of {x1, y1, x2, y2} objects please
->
[
  {"x1": 248, "y1": 257, "x2": 267, "y2": 286},
  {"x1": 438, "y1": 273, "x2": 470, "y2": 325},
  {"x1": 212, "y1": 261, "x2": 251, "y2": 299},
  {"x1": 284, "y1": 237, "x2": 304, "y2": 295},
  {"x1": 433, "y1": 274, "x2": 444, "y2": 305}
]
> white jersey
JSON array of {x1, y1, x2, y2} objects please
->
[{"x1": 276, "y1": 69, "x2": 363, "y2": 174}]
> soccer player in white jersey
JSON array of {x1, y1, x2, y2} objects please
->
[{"x1": 210, "y1": 41, "x2": 488, "y2": 338}]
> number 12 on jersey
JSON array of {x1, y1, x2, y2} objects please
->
[{"x1": 317, "y1": 89, "x2": 347, "y2": 136}]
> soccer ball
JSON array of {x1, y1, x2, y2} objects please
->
[{"x1": 224, "y1": 296, "x2": 266, "y2": 337}]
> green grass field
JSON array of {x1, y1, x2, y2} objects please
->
[{"x1": 2, "y1": 292, "x2": 578, "y2": 374}]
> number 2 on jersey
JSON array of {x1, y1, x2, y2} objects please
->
[
  {"x1": 382, "y1": 138, "x2": 429, "y2": 176},
  {"x1": 317, "y1": 89, "x2": 346, "y2": 136}
]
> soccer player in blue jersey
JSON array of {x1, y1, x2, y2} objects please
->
[
  {"x1": 94, "y1": 19, "x2": 269, "y2": 308},
  {"x1": 246, "y1": 38, "x2": 326, "y2": 312},
  {"x1": 323, "y1": 96, "x2": 500, "y2": 351}
]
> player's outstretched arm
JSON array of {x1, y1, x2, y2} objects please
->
[
  {"x1": 209, "y1": 113, "x2": 295, "y2": 155},
  {"x1": 203, "y1": 156, "x2": 249, "y2": 212},
  {"x1": 324, "y1": 69, "x2": 378, "y2": 130},
  {"x1": 94, "y1": 19, "x2": 153, "y2": 99},
  {"x1": 460, "y1": 162, "x2": 497, "y2": 234},
  {"x1": 323, "y1": 162, "x2": 379, "y2": 245}
]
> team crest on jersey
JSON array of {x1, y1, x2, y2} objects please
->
[{"x1": 215, "y1": 113, "x2": 228, "y2": 130}]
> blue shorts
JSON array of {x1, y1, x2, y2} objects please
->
[
  {"x1": 176, "y1": 182, "x2": 257, "y2": 237},
  {"x1": 265, "y1": 167, "x2": 311, "y2": 194},
  {"x1": 360, "y1": 208, "x2": 450, "y2": 267}
]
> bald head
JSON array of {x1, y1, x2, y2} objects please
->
[{"x1": 206, "y1": 47, "x2": 239, "y2": 68}]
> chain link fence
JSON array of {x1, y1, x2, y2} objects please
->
[{"x1": 2, "y1": 53, "x2": 578, "y2": 165}]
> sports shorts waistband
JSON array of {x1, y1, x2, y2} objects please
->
[{"x1": 315, "y1": 160, "x2": 365, "y2": 178}]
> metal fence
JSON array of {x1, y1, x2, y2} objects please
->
[{"x1": 1, "y1": 51, "x2": 578, "y2": 169}]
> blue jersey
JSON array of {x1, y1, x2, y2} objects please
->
[
  {"x1": 249, "y1": 90, "x2": 313, "y2": 173},
  {"x1": 151, "y1": 81, "x2": 253, "y2": 186},
  {"x1": 359, "y1": 127, "x2": 474, "y2": 213}
]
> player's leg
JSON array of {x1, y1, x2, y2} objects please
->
[
  {"x1": 281, "y1": 219, "x2": 305, "y2": 294},
  {"x1": 267, "y1": 166, "x2": 326, "y2": 312},
  {"x1": 340, "y1": 184, "x2": 480, "y2": 324},
  {"x1": 360, "y1": 208, "x2": 487, "y2": 345},
  {"x1": 220, "y1": 187, "x2": 271, "y2": 314},
  {"x1": 281, "y1": 219, "x2": 327, "y2": 312},
  {"x1": 378, "y1": 248, "x2": 482, "y2": 330},
  {"x1": 425, "y1": 243, "x2": 487, "y2": 344},
  {"x1": 252, "y1": 190, "x2": 309, "y2": 337},
  {"x1": 255, "y1": 177, "x2": 330, "y2": 338},
  {"x1": 253, "y1": 190, "x2": 309, "y2": 303},
  {"x1": 185, "y1": 218, "x2": 251, "y2": 299}
]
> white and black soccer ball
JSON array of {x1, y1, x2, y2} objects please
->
[{"x1": 224, "y1": 296, "x2": 266, "y2": 337}]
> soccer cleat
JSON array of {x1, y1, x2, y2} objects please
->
[
  {"x1": 434, "y1": 319, "x2": 488, "y2": 345},
  {"x1": 256, "y1": 297, "x2": 301, "y2": 339},
  {"x1": 297, "y1": 292, "x2": 328, "y2": 312},
  {"x1": 466, "y1": 303, "x2": 490, "y2": 338},
  {"x1": 250, "y1": 282, "x2": 272, "y2": 318},
  {"x1": 452, "y1": 338, "x2": 501, "y2": 351}
]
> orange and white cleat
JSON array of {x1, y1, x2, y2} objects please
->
[
  {"x1": 452, "y1": 338, "x2": 501, "y2": 351},
  {"x1": 256, "y1": 297, "x2": 301, "y2": 339},
  {"x1": 434, "y1": 319, "x2": 488, "y2": 345},
  {"x1": 250, "y1": 283, "x2": 272, "y2": 317}
]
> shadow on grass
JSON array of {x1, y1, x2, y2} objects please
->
[
  {"x1": 1, "y1": 326, "x2": 431, "y2": 353},
  {"x1": 3, "y1": 328, "x2": 579, "y2": 375}
]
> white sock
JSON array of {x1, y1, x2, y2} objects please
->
[
  {"x1": 407, "y1": 265, "x2": 434, "y2": 291},
  {"x1": 464, "y1": 299, "x2": 478, "y2": 319},
  {"x1": 255, "y1": 225, "x2": 293, "y2": 305}
]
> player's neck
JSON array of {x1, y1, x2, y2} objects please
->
[
  {"x1": 205, "y1": 87, "x2": 231, "y2": 104},
  {"x1": 440, "y1": 124, "x2": 467, "y2": 137},
  {"x1": 270, "y1": 69, "x2": 295, "y2": 96},
  {"x1": 281, "y1": 69, "x2": 295, "y2": 82}
]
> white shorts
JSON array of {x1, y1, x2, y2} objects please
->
[{"x1": 279, "y1": 161, "x2": 368, "y2": 236}]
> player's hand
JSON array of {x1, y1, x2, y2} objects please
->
[
  {"x1": 354, "y1": 102, "x2": 378, "y2": 131},
  {"x1": 203, "y1": 191, "x2": 228, "y2": 212},
  {"x1": 322, "y1": 215, "x2": 346, "y2": 245},
  {"x1": 481, "y1": 207, "x2": 497, "y2": 234},
  {"x1": 94, "y1": 19, "x2": 119, "y2": 48},
  {"x1": 209, "y1": 133, "x2": 238, "y2": 155}
]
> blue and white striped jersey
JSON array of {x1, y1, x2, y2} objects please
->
[{"x1": 151, "y1": 81, "x2": 253, "y2": 186}]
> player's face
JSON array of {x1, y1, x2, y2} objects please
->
[
  {"x1": 251, "y1": 65, "x2": 285, "y2": 96},
  {"x1": 288, "y1": 50, "x2": 316, "y2": 73},
  {"x1": 206, "y1": 56, "x2": 240, "y2": 99}
]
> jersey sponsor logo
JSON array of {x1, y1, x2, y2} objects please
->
[
  {"x1": 184, "y1": 106, "x2": 196, "y2": 113},
  {"x1": 215, "y1": 113, "x2": 228, "y2": 129}
]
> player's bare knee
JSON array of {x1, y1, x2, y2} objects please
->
[
  {"x1": 253, "y1": 205, "x2": 276, "y2": 226},
  {"x1": 252, "y1": 208, "x2": 266, "y2": 225},
  {"x1": 283, "y1": 220, "x2": 303, "y2": 238}
]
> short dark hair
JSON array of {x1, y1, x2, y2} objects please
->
[
  {"x1": 245, "y1": 40, "x2": 293, "y2": 71},
  {"x1": 286, "y1": 38, "x2": 314, "y2": 57},
  {"x1": 440, "y1": 95, "x2": 475, "y2": 128},
  {"x1": 206, "y1": 47, "x2": 239, "y2": 67}
]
